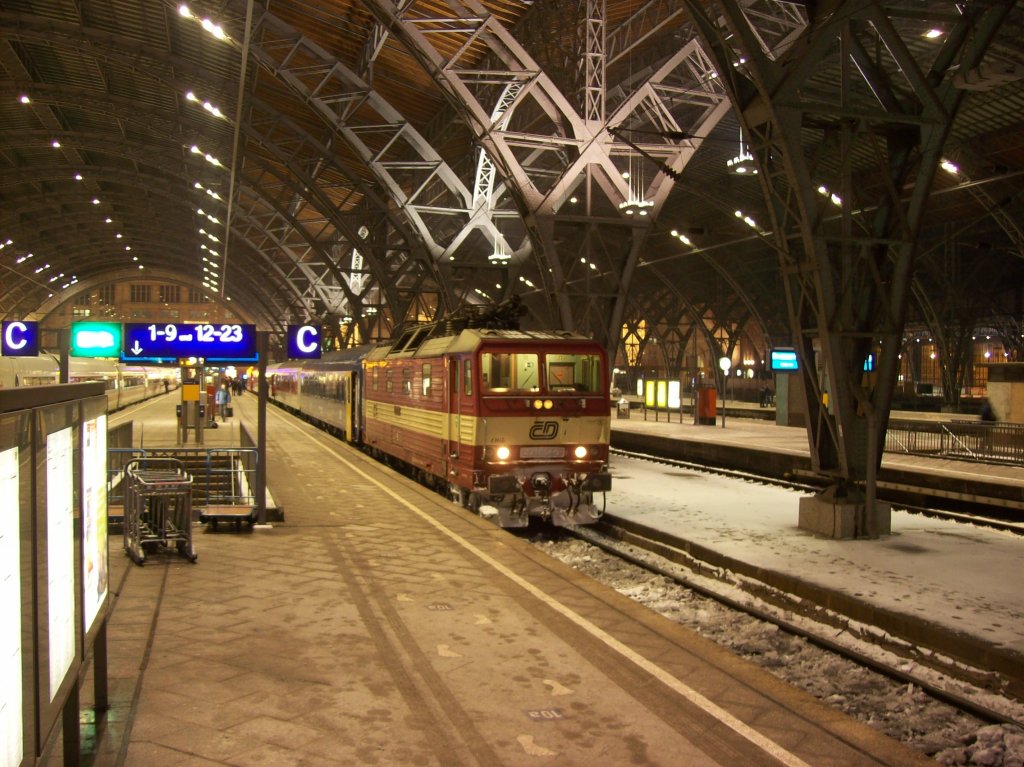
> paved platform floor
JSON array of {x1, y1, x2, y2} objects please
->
[{"x1": 38, "y1": 391, "x2": 932, "y2": 767}]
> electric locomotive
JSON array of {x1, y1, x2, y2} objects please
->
[{"x1": 267, "y1": 327, "x2": 613, "y2": 527}]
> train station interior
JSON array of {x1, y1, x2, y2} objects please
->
[{"x1": 2, "y1": 1, "x2": 1024, "y2": 766}]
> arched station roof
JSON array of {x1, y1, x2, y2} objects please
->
[{"x1": 2, "y1": 0, "x2": 1023, "y2": 358}]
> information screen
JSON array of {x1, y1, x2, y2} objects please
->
[
  {"x1": 121, "y1": 322, "x2": 257, "y2": 363},
  {"x1": 70, "y1": 322, "x2": 122, "y2": 358},
  {"x1": 770, "y1": 348, "x2": 799, "y2": 371},
  {"x1": 0, "y1": 447, "x2": 23, "y2": 767},
  {"x1": 82, "y1": 415, "x2": 108, "y2": 634},
  {"x1": 46, "y1": 427, "x2": 75, "y2": 700}
]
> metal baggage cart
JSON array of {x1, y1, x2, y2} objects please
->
[{"x1": 123, "y1": 458, "x2": 197, "y2": 565}]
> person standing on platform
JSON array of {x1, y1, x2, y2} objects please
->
[
  {"x1": 215, "y1": 383, "x2": 231, "y2": 422},
  {"x1": 980, "y1": 398, "x2": 997, "y2": 422}
]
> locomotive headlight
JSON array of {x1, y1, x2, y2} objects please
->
[
  {"x1": 533, "y1": 399, "x2": 544, "y2": 410},
  {"x1": 544, "y1": 399, "x2": 553, "y2": 409},
  {"x1": 495, "y1": 445, "x2": 511, "y2": 461},
  {"x1": 573, "y1": 445, "x2": 588, "y2": 459}
]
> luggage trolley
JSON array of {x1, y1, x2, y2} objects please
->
[{"x1": 123, "y1": 458, "x2": 198, "y2": 565}]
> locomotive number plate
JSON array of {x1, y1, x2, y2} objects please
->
[{"x1": 520, "y1": 446, "x2": 566, "y2": 459}]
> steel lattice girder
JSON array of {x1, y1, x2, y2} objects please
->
[
  {"x1": 359, "y1": 0, "x2": 805, "y2": 355},
  {"x1": 679, "y1": 0, "x2": 1014, "y2": 508}
]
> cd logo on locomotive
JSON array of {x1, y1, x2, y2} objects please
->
[{"x1": 529, "y1": 421, "x2": 559, "y2": 440}]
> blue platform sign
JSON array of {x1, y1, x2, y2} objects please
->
[
  {"x1": 1, "y1": 320, "x2": 39, "y2": 356},
  {"x1": 287, "y1": 324, "x2": 322, "y2": 359},
  {"x1": 121, "y1": 323, "x2": 257, "y2": 363},
  {"x1": 770, "y1": 348, "x2": 799, "y2": 371}
]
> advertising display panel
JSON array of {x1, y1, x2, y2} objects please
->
[
  {"x1": 0, "y1": 408, "x2": 35, "y2": 767},
  {"x1": 46, "y1": 426, "x2": 75, "y2": 699},
  {"x1": 34, "y1": 401, "x2": 82, "y2": 748},
  {"x1": 668, "y1": 380, "x2": 681, "y2": 410},
  {"x1": 81, "y1": 405, "x2": 108, "y2": 636},
  {"x1": 0, "y1": 444, "x2": 23, "y2": 767}
]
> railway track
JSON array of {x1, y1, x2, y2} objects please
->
[
  {"x1": 521, "y1": 448, "x2": 1024, "y2": 762},
  {"x1": 562, "y1": 518, "x2": 1024, "y2": 730},
  {"x1": 611, "y1": 446, "x2": 1024, "y2": 535}
]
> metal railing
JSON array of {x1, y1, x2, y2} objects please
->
[
  {"x1": 885, "y1": 419, "x2": 1024, "y2": 465},
  {"x1": 108, "y1": 446, "x2": 259, "y2": 523}
]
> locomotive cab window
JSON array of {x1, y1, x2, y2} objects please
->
[
  {"x1": 422, "y1": 364, "x2": 431, "y2": 397},
  {"x1": 481, "y1": 352, "x2": 539, "y2": 392},
  {"x1": 546, "y1": 354, "x2": 601, "y2": 392}
]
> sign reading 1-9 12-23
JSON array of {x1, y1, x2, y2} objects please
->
[{"x1": 122, "y1": 322, "x2": 257, "y2": 361}]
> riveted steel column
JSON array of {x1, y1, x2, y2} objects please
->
[{"x1": 256, "y1": 330, "x2": 268, "y2": 524}]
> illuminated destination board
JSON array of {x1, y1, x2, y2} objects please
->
[
  {"x1": 70, "y1": 322, "x2": 122, "y2": 358},
  {"x1": 121, "y1": 323, "x2": 257, "y2": 363},
  {"x1": 770, "y1": 348, "x2": 799, "y2": 371}
]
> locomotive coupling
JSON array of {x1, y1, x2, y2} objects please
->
[{"x1": 530, "y1": 472, "x2": 552, "y2": 494}]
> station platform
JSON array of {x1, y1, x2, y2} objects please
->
[
  {"x1": 611, "y1": 403, "x2": 1024, "y2": 493},
  {"x1": 47, "y1": 390, "x2": 938, "y2": 767}
]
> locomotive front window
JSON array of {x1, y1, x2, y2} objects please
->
[
  {"x1": 481, "y1": 352, "x2": 539, "y2": 392},
  {"x1": 545, "y1": 354, "x2": 602, "y2": 392}
]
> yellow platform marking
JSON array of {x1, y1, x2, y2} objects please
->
[
  {"x1": 516, "y1": 734, "x2": 557, "y2": 757},
  {"x1": 543, "y1": 679, "x2": 573, "y2": 697},
  {"x1": 437, "y1": 644, "x2": 462, "y2": 658}
]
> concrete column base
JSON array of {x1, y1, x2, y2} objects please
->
[{"x1": 798, "y1": 494, "x2": 891, "y2": 539}]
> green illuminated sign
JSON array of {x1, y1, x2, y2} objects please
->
[{"x1": 70, "y1": 322, "x2": 122, "y2": 357}]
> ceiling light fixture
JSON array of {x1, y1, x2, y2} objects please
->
[{"x1": 727, "y1": 128, "x2": 757, "y2": 175}]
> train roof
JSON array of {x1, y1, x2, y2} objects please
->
[
  {"x1": 268, "y1": 344, "x2": 374, "y2": 372},
  {"x1": 366, "y1": 328, "x2": 600, "y2": 361}
]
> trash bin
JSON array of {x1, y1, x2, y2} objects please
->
[
  {"x1": 695, "y1": 386, "x2": 717, "y2": 425},
  {"x1": 616, "y1": 398, "x2": 630, "y2": 419}
]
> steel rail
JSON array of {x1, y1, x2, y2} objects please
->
[{"x1": 564, "y1": 521, "x2": 1024, "y2": 730}]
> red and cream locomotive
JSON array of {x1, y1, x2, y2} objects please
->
[{"x1": 267, "y1": 326, "x2": 613, "y2": 527}]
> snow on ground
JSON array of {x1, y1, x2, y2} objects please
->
[
  {"x1": 535, "y1": 536, "x2": 1024, "y2": 766},
  {"x1": 605, "y1": 453, "x2": 1024, "y2": 656},
  {"x1": 529, "y1": 453, "x2": 1024, "y2": 765}
]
